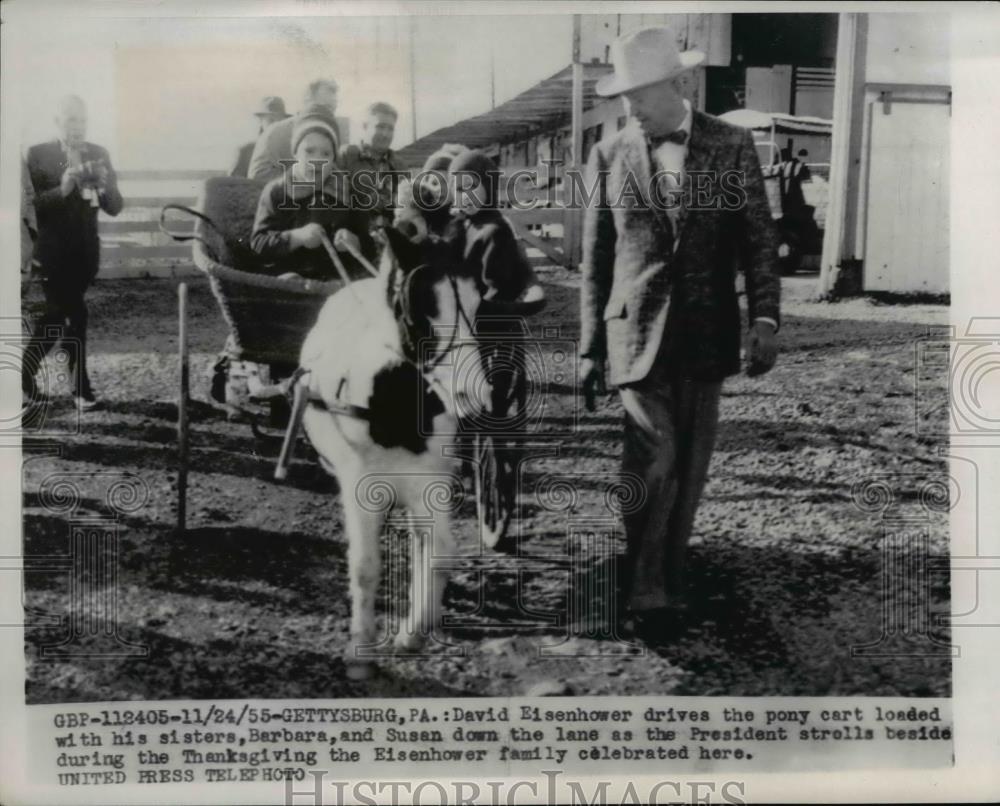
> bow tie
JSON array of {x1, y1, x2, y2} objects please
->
[{"x1": 648, "y1": 129, "x2": 688, "y2": 147}]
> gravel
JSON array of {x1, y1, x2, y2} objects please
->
[{"x1": 22, "y1": 273, "x2": 951, "y2": 701}]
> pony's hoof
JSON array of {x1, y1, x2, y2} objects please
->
[
  {"x1": 345, "y1": 660, "x2": 376, "y2": 681},
  {"x1": 393, "y1": 632, "x2": 426, "y2": 653}
]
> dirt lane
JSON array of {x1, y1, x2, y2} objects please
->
[{"x1": 22, "y1": 272, "x2": 951, "y2": 701}]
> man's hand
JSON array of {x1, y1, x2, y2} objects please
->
[
  {"x1": 95, "y1": 162, "x2": 110, "y2": 190},
  {"x1": 333, "y1": 228, "x2": 361, "y2": 254},
  {"x1": 746, "y1": 319, "x2": 778, "y2": 377},
  {"x1": 580, "y1": 357, "x2": 607, "y2": 412},
  {"x1": 60, "y1": 166, "x2": 79, "y2": 197},
  {"x1": 292, "y1": 222, "x2": 326, "y2": 250}
]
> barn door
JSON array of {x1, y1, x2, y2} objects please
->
[{"x1": 863, "y1": 88, "x2": 950, "y2": 293}]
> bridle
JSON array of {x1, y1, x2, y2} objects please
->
[
  {"x1": 303, "y1": 243, "x2": 480, "y2": 423},
  {"x1": 394, "y1": 262, "x2": 477, "y2": 371}
]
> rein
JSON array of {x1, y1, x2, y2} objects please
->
[
  {"x1": 301, "y1": 251, "x2": 478, "y2": 422},
  {"x1": 395, "y1": 263, "x2": 476, "y2": 372}
]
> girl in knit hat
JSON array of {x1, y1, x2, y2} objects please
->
[
  {"x1": 448, "y1": 148, "x2": 538, "y2": 304},
  {"x1": 447, "y1": 149, "x2": 545, "y2": 429},
  {"x1": 391, "y1": 144, "x2": 469, "y2": 242},
  {"x1": 250, "y1": 104, "x2": 374, "y2": 281},
  {"x1": 417, "y1": 144, "x2": 468, "y2": 235}
]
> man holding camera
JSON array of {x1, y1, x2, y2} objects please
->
[{"x1": 23, "y1": 94, "x2": 123, "y2": 411}]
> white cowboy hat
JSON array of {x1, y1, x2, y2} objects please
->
[{"x1": 596, "y1": 26, "x2": 706, "y2": 97}]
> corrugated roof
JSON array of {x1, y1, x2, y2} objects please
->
[{"x1": 396, "y1": 62, "x2": 613, "y2": 171}]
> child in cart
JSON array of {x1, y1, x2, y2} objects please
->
[
  {"x1": 250, "y1": 105, "x2": 375, "y2": 281},
  {"x1": 246, "y1": 105, "x2": 377, "y2": 425}
]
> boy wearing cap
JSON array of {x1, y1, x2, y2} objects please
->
[
  {"x1": 251, "y1": 106, "x2": 374, "y2": 281},
  {"x1": 449, "y1": 149, "x2": 541, "y2": 428},
  {"x1": 340, "y1": 101, "x2": 403, "y2": 231}
]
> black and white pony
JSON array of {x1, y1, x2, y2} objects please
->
[{"x1": 298, "y1": 226, "x2": 486, "y2": 678}]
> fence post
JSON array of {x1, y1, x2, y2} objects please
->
[{"x1": 177, "y1": 282, "x2": 188, "y2": 534}]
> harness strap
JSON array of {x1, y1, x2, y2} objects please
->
[
  {"x1": 285, "y1": 366, "x2": 372, "y2": 421},
  {"x1": 308, "y1": 397, "x2": 372, "y2": 421}
]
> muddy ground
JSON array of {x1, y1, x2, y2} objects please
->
[{"x1": 22, "y1": 270, "x2": 952, "y2": 702}]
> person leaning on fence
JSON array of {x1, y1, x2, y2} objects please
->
[
  {"x1": 776, "y1": 147, "x2": 812, "y2": 223},
  {"x1": 249, "y1": 105, "x2": 375, "y2": 282},
  {"x1": 22, "y1": 94, "x2": 123, "y2": 413}
]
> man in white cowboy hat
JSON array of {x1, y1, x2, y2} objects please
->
[{"x1": 578, "y1": 26, "x2": 781, "y2": 640}]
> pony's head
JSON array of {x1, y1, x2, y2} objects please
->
[
  {"x1": 377, "y1": 225, "x2": 487, "y2": 423},
  {"x1": 392, "y1": 179, "x2": 429, "y2": 243}
]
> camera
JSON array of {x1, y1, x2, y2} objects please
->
[{"x1": 76, "y1": 159, "x2": 106, "y2": 207}]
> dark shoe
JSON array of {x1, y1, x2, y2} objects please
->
[
  {"x1": 210, "y1": 355, "x2": 229, "y2": 404},
  {"x1": 627, "y1": 603, "x2": 690, "y2": 646}
]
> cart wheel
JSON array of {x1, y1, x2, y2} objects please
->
[
  {"x1": 177, "y1": 283, "x2": 189, "y2": 535},
  {"x1": 475, "y1": 431, "x2": 514, "y2": 551}
]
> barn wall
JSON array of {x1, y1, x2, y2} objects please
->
[
  {"x1": 865, "y1": 13, "x2": 949, "y2": 85},
  {"x1": 855, "y1": 13, "x2": 950, "y2": 293}
]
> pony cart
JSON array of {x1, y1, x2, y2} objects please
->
[{"x1": 160, "y1": 176, "x2": 534, "y2": 549}]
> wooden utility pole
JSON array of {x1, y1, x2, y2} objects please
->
[
  {"x1": 565, "y1": 14, "x2": 584, "y2": 267},
  {"x1": 490, "y1": 27, "x2": 496, "y2": 110},
  {"x1": 409, "y1": 16, "x2": 418, "y2": 142},
  {"x1": 818, "y1": 13, "x2": 866, "y2": 299}
]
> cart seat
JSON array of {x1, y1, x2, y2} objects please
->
[
  {"x1": 195, "y1": 176, "x2": 267, "y2": 273},
  {"x1": 190, "y1": 176, "x2": 342, "y2": 366}
]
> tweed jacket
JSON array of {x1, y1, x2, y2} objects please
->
[
  {"x1": 339, "y1": 143, "x2": 404, "y2": 224},
  {"x1": 580, "y1": 112, "x2": 780, "y2": 385},
  {"x1": 26, "y1": 140, "x2": 123, "y2": 286}
]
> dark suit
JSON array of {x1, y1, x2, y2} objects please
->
[
  {"x1": 580, "y1": 111, "x2": 780, "y2": 611},
  {"x1": 23, "y1": 139, "x2": 122, "y2": 398}
]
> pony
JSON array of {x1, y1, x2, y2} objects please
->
[{"x1": 298, "y1": 225, "x2": 487, "y2": 679}]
